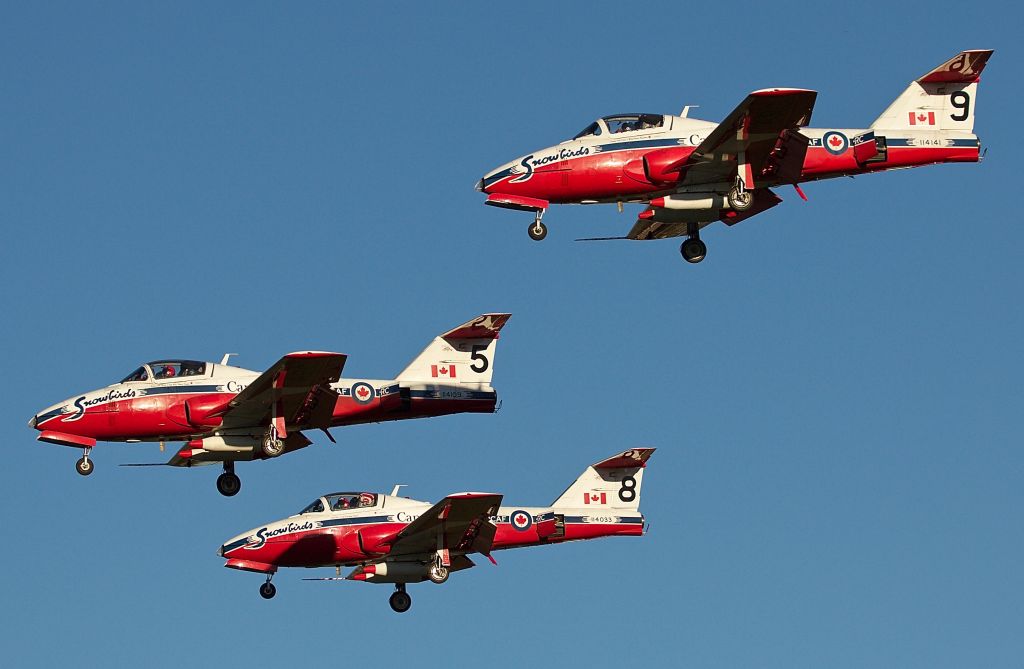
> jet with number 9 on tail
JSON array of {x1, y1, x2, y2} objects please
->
[
  {"x1": 28, "y1": 313, "x2": 510, "y2": 496},
  {"x1": 478, "y1": 50, "x2": 993, "y2": 263},
  {"x1": 218, "y1": 448, "x2": 654, "y2": 612}
]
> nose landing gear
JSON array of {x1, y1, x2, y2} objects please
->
[
  {"x1": 259, "y1": 575, "x2": 276, "y2": 600},
  {"x1": 527, "y1": 209, "x2": 547, "y2": 241},
  {"x1": 75, "y1": 448, "x2": 94, "y2": 476}
]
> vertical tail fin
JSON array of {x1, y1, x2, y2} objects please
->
[
  {"x1": 871, "y1": 50, "x2": 993, "y2": 133},
  {"x1": 551, "y1": 448, "x2": 655, "y2": 512},
  {"x1": 396, "y1": 313, "x2": 511, "y2": 385}
]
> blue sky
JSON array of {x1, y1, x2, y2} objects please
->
[{"x1": 1, "y1": 2, "x2": 1020, "y2": 667}]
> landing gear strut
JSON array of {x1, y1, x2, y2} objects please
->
[
  {"x1": 389, "y1": 583, "x2": 412, "y2": 613},
  {"x1": 261, "y1": 426, "x2": 285, "y2": 458},
  {"x1": 527, "y1": 209, "x2": 547, "y2": 241},
  {"x1": 216, "y1": 461, "x2": 241, "y2": 497},
  {"x1": 728, "y1": 181, "x2": 754, "y2": 212},
  {"x1": 75, "y1": 448, "x2": 94, "y2": 476},
  {"x1": 259, "y1": 575, "x2": 276, "y2": 600},
  {"x1": 680, "y1": 222, "x2": 707, "y2": 264},
  {"x1": 428, "y1": 557, "x2": 449, "y2": 584}
]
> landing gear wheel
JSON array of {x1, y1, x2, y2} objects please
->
[
  {"x1": 259, "y1": 582, "x2": 277, "y2": 600},
  {"x1": 728, "y1": 187, "x2": 754, "y2": 212},
  {"x1": 680, "y1": 238, "x2": 707, "y2": 264},
  {"x1": 428, "y1": 563, "x2": 449, "y2": 584},
  {"x1": 216, "y1": 472, "x2": 242, "y2": 497},
  {"x1": 75, "y1": 456, "x2": 94, "y2": 476},
  {"x1": 389, "y1": 588, "x2": 412, "y2": 613},
  {"x1": 528, "y1": 221, "x2": 548, "y2": 241},
  {"x1": 262, "y1": 435, "x2": 285, "y2": 458}
]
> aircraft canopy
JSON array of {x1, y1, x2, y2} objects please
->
[
  {"x1": 119, "y1": 360, "x2": 208, "y2": 383},
  {"x1": 299, "y1": 492, "x2": 379, "y2": 514},
  {"x1": 572, "y1": 113, "x2": 665, "y2": 140}
]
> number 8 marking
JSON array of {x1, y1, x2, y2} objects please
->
[{"x1": 619, "y1": 475, "x2": 636, "y2": 502}]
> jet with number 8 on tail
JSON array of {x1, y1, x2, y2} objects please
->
[{"x1": 218, "y1": 448, "x2": 654, "y2": 613}]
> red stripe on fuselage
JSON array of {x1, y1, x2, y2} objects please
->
[
  {"x1": 802, "y1": 144, "x2": 979, "y2": 178},
  {"x1": 491, "y1": 150, "x2": 670, "y2": 202},
  {"x1": 37, "y1": 389, "x2": 496, "y2": 442},
  {"x1": 224, "y1": 522, "x2": 407, "y2": 568},
  {"x1": 490, "y1": 521, "x2": 642, "y2": 549}
]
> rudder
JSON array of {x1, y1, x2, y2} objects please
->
[
  {"x1": 397, "y1": 313, "x2": 511, "y2": 385},
  {"x1": 551, "y1": 448, "x2": 655, "y2": 512},
  {"x1": 871, "y1": 50, "x2": 992, "y2": 133}
]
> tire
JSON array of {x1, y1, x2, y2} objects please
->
[
  {"x1": 528, "y1": 221, "x2": 548, "y2": 241},
  {"x1": 680, "y1": 238, "x2": 707, "y2": 264},
  {"x1": 728, "y1": 187, "x2": 754, "y2": 212},
  {"x1": 428, "y1": 564, "x2": 449, "y2": 584},
  {"x1": 259, "y1": 582, "x2": 276, "y2": 600},
  {"x1": 75, "y1": 457, "x2": 94, "y2": 477},
  {"x1": 262, "y1": 436, "x2": 285, "y2": 458},
  {"x1": 216, "y1": 472, "x2": 242, "y2": 497},
  {"x1": 389, "y1": 590, "x2": 412, "y2": 613}
]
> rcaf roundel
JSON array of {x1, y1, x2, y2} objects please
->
[
  {"x1": 823, "y1": 131, "x2": 849, "y2": 155},
  {"x1": 510, "y1": 509, "x2": 532, "y2": 531},
  {"x1": 351, "y1": 382, "x2": 375, "y2": 405}
]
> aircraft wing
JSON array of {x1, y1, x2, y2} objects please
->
[
  {"x1": 219, "y1": 352, "x2": 346, "y2": 431},
  {"x1": 682, "y1": 88, "x2": 817, "y2": 188},
  {"x1": 389, "y1": 493, "x2": 503, "y2": 558}
]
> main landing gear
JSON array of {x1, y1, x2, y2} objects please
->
[
  {"x1": 527, "y1": 209, "x2": 547, "y2": 241},
  {"x1": 727, "y1": 184, "x2": 754, "y2": 212},
  {"x1": 261, "y1": 427, "x2": 285, "y2": 458},
  {"x1": 389, "y1": 584, "x2": 412, "y2": 613},
  {"x1": 75, "y1": 448, "x2": 94, "y2": 476},
  {"x1": 259, "y1": 575, "x2": 277, "y2": 600},
  {"x1": 428, "y1": 558, "x2": 449, "y2": 584},
  {"x1": 216, "y1": 461, "x2": 241, "y2": 497},
  {"x1": 680, "y1": 222, "x2": 707, "y2": 264}
]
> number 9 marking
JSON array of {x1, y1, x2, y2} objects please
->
[{"x1": 950, "y1": 91, "x2": 970, "y2": 122}]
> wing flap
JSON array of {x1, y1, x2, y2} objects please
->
[
  {"x1": 684, "y1": 89, "x2": 817, "y2": 188},
  {"x1": 390, "y1": 493, "x2": 502, "y2": 558},
  {"x1": 220, "y1": 352, "x2": 346, "y2": 430}
]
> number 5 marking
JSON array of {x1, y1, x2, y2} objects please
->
[{"x1": 470, "y1": 344, "x2": 489, "y2": 373}]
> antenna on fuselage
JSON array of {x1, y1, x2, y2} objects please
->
[
  {"x1": 220, "y1": 353, "x2": 237, "y2": 366},
  {"x1": 680, "y1": 105, "x2": 699, "y2": 118},
  {"x1": 390, "y1": 484, "x2": 407, "y2": 497}
]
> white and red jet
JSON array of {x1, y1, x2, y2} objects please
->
[
  {"x1": 479, "y1": 50, "x2": 992, "y2": 263},
  {"x1": 218, "y1": 448, "x2": 654, "y2": 612},
  {"x1": 29, "y1": 313, "x2": 511, "y2": 496}
]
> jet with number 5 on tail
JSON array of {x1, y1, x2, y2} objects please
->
[
  {"x1": 218, "y1": 448, "x2": 654, "y2": 612},
  {"x1": 29, "y1": 313, "x2": 511, "y2": 496},
  {"x1": 478, "y1": 50, "x2": 993, "y2": 263}
]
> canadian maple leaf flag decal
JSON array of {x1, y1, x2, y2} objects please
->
[
  {"x1": 431, "y1": 364, "x2": 456, "y2": 378},
  {"x1": 583, "y1": 492, "x2": 607, "y2": 505},
  {"x1": 908, "y1": 111, "x2": 936, "y2": 126}
]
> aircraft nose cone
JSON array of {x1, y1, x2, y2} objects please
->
[
  {"x1": 475, "y1": 177, "x2": 486, "y2": 193},
  {"x1": 28, "y1": 414, "x2": 38, "y2": 429}
]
